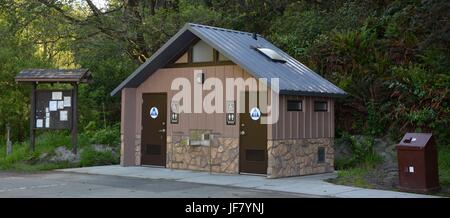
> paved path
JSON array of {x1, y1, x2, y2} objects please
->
[
  {"x1": 59, "y1": 165, "x2": 437, "y2": 198},
  {"x1": 0, "y1": 171, "x2": 316, "y2": 198}
]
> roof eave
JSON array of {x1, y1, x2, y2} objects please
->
[
  {"x1": 14, "y1": 69, "x2": 91, "y2": 84},
  {"x1": 110, "y1": 24, "x2": 193, "y2": 97},
  {"x1": 186, "y1": 24, "x2": 269, "y2": 86},
  {"x1": 15, "y1": 78, "x2": 81, "y2": 83},
  {"x1": 279, "y1": 90, "x2": 348, "y2": 98}
]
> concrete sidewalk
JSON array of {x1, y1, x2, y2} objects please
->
[{"x1": 58, "y1": 165, "x2": 437, "y2": 198}]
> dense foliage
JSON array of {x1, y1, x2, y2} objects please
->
[{"x1": 0, "y1": 0, "x2": 448, "y2": 147}]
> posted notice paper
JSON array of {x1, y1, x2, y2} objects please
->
[
  {"x1": 49, "y1": 101, "x2": 57, "y2": 111},
  {"x1": 52, "y1": 92, "x2": 62, "y2": 100},
  {"x1": 36, "y1": 119, "x2": 43, "y2": 128},
  {"x1": 60, "y1": 110, "x2": 68, "y2": 121},
  {"x1": 45, "y1": 118, "x2": 50, "y2": 128},
  {"x1": 57, "y1": 101, "x2": 64, "y2": 109},
  {"x1": 63, "y1": 96, "x2": 71, "y2": 107}
]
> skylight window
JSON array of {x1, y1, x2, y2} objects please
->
[{"x1": 255, "y1": 47, "x2": 286, "y2": 63}]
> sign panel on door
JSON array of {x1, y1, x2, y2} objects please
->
[
  {"x1": 239, "y1": 92, "x2": 267, "y2": 174},
  {"x1": 141, "y1": 93, "x2": 167, "y2": 166}
]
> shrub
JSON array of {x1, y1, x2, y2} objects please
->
[
  {"x1": 79, "y1": 146, "x2": 119, "y2": 167},
  {"x1": 0, "y1": 142, "x2": 30, "y2": 169},
  {"x1": 365, "y1": 101, "x2": 386, "y2": 137},
  {"x1": 335, "y1": 158, "x2": 353, "y2": 170},
  {"x1": 438, "y1": 145, "x2": 450, "y2": 187},
  {"x1": 83, "y1": 122, "x2": 120, "y2": 146},
  {"x1": 335, "y1": 132, "x2": 382, "y2": 170}
]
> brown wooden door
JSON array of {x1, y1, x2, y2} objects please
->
[
  {"x1": 239, "y1": 92, "x2": 268, "y2": 174},
  {"x1": 141, "y1": 93, "x2": 167, "y2": 166}
]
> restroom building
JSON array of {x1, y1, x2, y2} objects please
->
[{"x1": 111, "y1": 23, "x2": 347, "y2": 178}]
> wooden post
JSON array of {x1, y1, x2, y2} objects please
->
[
  {"x1": 30, "y1": 83, "x2": 36, "y2": 152},
  {"x1": 6, "y1": 124, "x2": 12, "y2": 155},
  {"x1": 71, "y1": 83, "x2": 78, "y2": 154}
]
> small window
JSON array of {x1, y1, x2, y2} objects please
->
[
  {"x1": 317, "y1": 147, "x2": 325, "y2": 163},
  {"x1": 287, "y1": 100, "x2": 302, "y2": 111},
  {"x1": 314, "y1": 101, "x2": 328, "y2": 112},
  {"x1": 192, "y1": 40, "x2": 214, "y2": 63},
  {"x1": 255, "y1": 47, "x2": 286, "y2": 63}
]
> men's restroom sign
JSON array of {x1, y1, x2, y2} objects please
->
[
  {"x1": 150, "y1": 107, "x2": 158, "y2": 119},
  {"x1": 250, "y1": 107, "x2": 261, "y2": 121}
]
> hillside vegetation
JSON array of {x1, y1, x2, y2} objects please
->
[{"x1": 0, "y1": 0, "x2": 448, "y2": 192}]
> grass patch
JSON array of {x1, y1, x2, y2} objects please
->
[
  {"x1": 0, "y1": 130, "x2": 119, "y2": 172},
  {"x1": 328, "y1": 167, "x2": 375, "y2": 189},
  {"x1": 1, "y1": 162, "x2": 77, "y2": 172}
]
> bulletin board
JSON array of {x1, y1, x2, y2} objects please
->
[{"x1": 35, "y1": 90, "x2": 73, "y2": 129}]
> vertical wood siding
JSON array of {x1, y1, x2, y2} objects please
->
[
  {"x1": 128, "y1": 64, "x2": 335, "y2": 141},
  {"x1": 121, "y1": 88, "x2": 137, "y2": 166},
  {"x1": 269, "y1": 95, "x2": 335, "y2": 140},
  {"x1": 135, "y1": 65, "x2": 253, "y2": 138}
]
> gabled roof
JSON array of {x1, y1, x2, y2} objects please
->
[
  {"x1": 111, "y1": 23, "x2": 347, "y2": 97},
  {"x1": 16, "y1": 69, "x2": 91, "y2": 83}
]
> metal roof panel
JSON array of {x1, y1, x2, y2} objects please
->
[
  {"x1": 15, "y1": 69, "x2": 91, "y2": 83},
  {"x1": 110, "y1": 23, "x2": 347, "y2": 97}
]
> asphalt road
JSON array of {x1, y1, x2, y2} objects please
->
[{"x1": 0, "y1": 171, "x2": 319, "y2": 198}]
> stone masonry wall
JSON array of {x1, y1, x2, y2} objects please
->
[
  {"x1": 267, "y1": 138, "x2": 334, "y2": 178},
  {"x1": 130, "y1": 132, "x2": 333, "y2": 178},
  {"x1": 134, "y1": 134, "x2": 141, "y2": 165},
  {"x1": 166, "y1": 135, "x2": 239, "y2": 174}
]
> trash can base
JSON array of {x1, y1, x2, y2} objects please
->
[{"x1": 398, "y1": 185, "x2": 441, "y2": 194}]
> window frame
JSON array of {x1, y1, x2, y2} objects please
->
[
  {"x1": 167, "y1": 40, "x2": 234, "y2": 68},
  {"x1": 314, "y1": 101, "x2": 328, "y2": 112},
  {"x1": 287, "y1": 100, "x2": 303, "y2": 112},
  {"x1": 191, "y1": 40, "x2": 215, "y2": 63},
  {"x1": 255, "y1": 47, "x2": 286, "y2": 63}
]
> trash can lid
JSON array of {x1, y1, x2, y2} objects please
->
[{"x1": 397, "y1": 133, "x2": 433, "y2": 148}]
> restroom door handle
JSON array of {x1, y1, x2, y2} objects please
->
[
  {"x1": 240, "y1": 130, "x2": 246, "y2": 135},
  {"x1": 158, "y1": 129, "x2": 166, "y2": 133}
]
